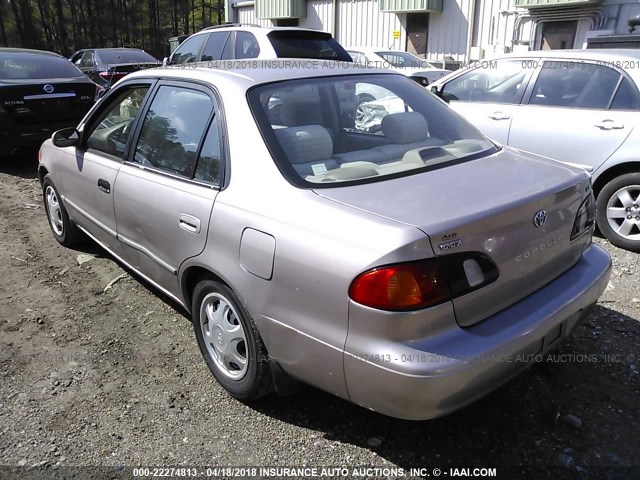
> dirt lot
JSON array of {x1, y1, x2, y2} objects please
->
[{"x1": 0, "y1": 157, "x2": 638, "y2": 479}]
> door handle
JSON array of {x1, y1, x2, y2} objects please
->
[
  {"x1": 594, "y1": 120, "x2": 624, "y2": 130},
  {"x1": 179, "y1": 214, "x2": 201, "y2": 234},
  {"x1": 488, "y1": 112, "x2": 510, "y2": 120},
  {"x1": 97, "y1": 178, "x2": 110, "y2": 194}
]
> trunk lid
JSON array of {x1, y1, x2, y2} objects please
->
[
  {"x1": 315, "y1": 148, "x2": 592, "y2": 327},
  {"x1": 0, "y1": 78, "x2": 95, "y2": 125}
]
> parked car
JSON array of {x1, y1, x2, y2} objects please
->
[
  {"x1": 0, "y1": 48, "x2": 98, "y2": 156},
  {"x1": 70, "y1": 48, "x2": 161, "y2": 88},
  {"x1": 346, "y1": 47, "x2": 451, "y2": 86},
  {"x1": 164, "y1": 24, "x2": 352, "y2": 65},
  {"x1": 429, "y1": 49, "x2": 640, "y2": 252},
  {"x1": 38, "y1": 61, "x2": 611, "y2": 420}
]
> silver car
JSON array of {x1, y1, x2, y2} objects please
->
[
  {"x1": 38, "y1": 61, "x2": 611, "y2": 420},
  {"x1": 430, "y1": 49, "x2": 640, "y2": 253}
]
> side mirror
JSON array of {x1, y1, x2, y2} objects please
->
[
  {"x1": 52, "y1": 128, "x2": 80, "y2": 148},
  {"x1": 162, "y1": 57, "x2": 169, "y2": 67}
]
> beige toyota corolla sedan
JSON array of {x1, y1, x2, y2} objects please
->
[{"x1": 38, "y1": 61, "x2": 611, "y2": 420}]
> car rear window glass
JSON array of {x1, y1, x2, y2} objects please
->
[
  {"x1": 249, "y1": 74, "x2": 496, "y2": 188},
  {"x1": 0, "y1": 52, "x2": 85, "y2": 79},
  {"x1": 267, "y1": 31, "x2": 352, "y2": 61},
  {"x1": 134, "y1": 86, "x2": 213, "y2": 178},
  {"x1": 96, "y1": 50, "x2": 158, "y2": 64}
]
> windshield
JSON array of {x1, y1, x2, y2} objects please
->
[
  {"x1": 96, "y1": 49, "x2": 158, "y2": 64},
  {"x1": 249, "y1": 74, "x2": 496, "y2": 187},
  {"x1": 267, "y1": 31, "x2": 352, "y2": 61},
  {"x1": 375, "y1": 51, "x2": 432, "y2": 69},
  {"x1": 0, "y1": 52, "x2": 84, "y2": 80}
]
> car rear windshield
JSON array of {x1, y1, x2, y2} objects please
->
[
  {"x1": 267, "y1": 31, "x2": 352, "y2": 61},
  {"x1": 96, "y1": 50, "x2": 158, "y2": 64},
  {"x1": 0, "y1": 52, "x2": 85, "y2": 80},
  {"x1": 248, "y1": 73, "x2": 497, "y2": 188}
]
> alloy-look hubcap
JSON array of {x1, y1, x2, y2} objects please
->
[
  {"x1": 200, "y1": 293, "x2": 248, "y2": 380},
  {"x1": 606, "y1": 185, "x2": 640, "y2": 241},
  {"x1": 45, "y1": 186, "x2": 64, "y2": 236}
]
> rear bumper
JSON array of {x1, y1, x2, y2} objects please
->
[{"x1": 344, "y1": 243, "x2": 612, "y2": 420}]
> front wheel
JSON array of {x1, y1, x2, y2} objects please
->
[
  {"x1": 42, "y1": 175, "x2": 83, "y2": 247},
  {"x1": 192, "y1": 279, "x2": 273, "y2": 400},
  {"x1": 596, "y1": 172, "x2": 640, "y2": 252}
]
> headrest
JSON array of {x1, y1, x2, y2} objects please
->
[
  {"x1": 280, "y1": 100, "x2": 323, "y2": 127},
  {"x1": 274, "y1": 125, "x2": 333, "y2": 164},
  {"x1": 381, "y1": 112, "x2": 429, "y2": 144}
]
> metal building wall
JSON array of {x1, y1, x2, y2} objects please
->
[
  {"x1": 300, "y1": 0, "x2": 334, "y2": 31},
  {"x1": 424, "y1": 0, "x2": 473, "y2": 62},
  {"x1": 335, "y1": 0, "x2": 406, "y2": 49},
  {"x1": 235, "y1": 4, "x2": 273, "y2": 26}
]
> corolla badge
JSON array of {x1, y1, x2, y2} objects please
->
[
  {"x1": 43, "y1": 84, "x2": 54, "y2": 94},
  {"x1": 533, "y1": 210, "x2": 547, "y2": 228}
]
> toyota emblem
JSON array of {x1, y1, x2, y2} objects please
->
[
  {"x1": 533, "y1": 210, "x2": 547, "y2": 228},
  {"x1": 43, "y1": 84, "x2": 54, "y2": 94}
]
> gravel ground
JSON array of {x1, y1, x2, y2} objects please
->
[{"x1": 0, "y1": 158, "x2": 638, "y2": 480}]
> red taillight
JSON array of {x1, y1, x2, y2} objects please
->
[
  {"x1": 349, "y1": 260, "x2": 451, "y2": 311},
  {"x1": 99, "y1": 72, "x2": 126, "y2": 81}
]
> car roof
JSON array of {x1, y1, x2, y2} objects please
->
[
  {"x1": 0, "y1": 47, "x2": 63, "y2": 58},
  {"x1": 126, "y1": 59, "x2": 397, "y2": 90},
  {"x1": 192, "y1": 25, "x2": 331, "y2": 36},
  {"x1": 500, "y1": 48, "x2": 640, "y2": 61}
]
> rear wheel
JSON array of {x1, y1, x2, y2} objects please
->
[
  {"x1": 596, "y1": 172, "x2": 640, "y2": 252},
  {"x1": 192, "y1": 279, "x2": 273, "y2": 400},
  {"x1": 42, "y1": 175, "x2": 83, "y2": 247}
]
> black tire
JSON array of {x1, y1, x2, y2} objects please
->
[
  {"x1": 42, "y1": 175, "x2": 83, "y2": 247},
  {"x1": 596, "y1": 172, "x2": 640, "y2": 252},
  {"x1": 192, "y1": 279, "x2": 273, "y2": 400}
]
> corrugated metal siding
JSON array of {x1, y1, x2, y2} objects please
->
[
  {"x1": 336, "y1": 0, "x2": 406, "y2": 49},
  {"x1": 379, "y1": 0, "x2": 443, "y2": 12},
  {"x1": 605, "y1": 0, "x2": 640, "y2": 34},
  {"x1": 255, "y1": 0, "x2": 307, "y2": 18},
  {"x1": 300, "y1": 0, "x2": 334, "y2": 31},
  {"x1": 514, "y1": 0, "x2": 600, "y2": 7},
  {"x1": 471, "y1": 0, "x2": 521, "y2": 57},
  {"x1": 425, "y1": 0, "x2": 473, "y2": 61},
  {"x1": 235, "y1": 4, "x2": 273, "y2": 26}
]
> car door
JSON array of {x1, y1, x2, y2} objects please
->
[
  {"x1": 113, "y1": 81, "x2": 222, "y2": 298},
  {"x1": 57, "y1": 83, "x2": 154, "y2": 255},
  {"x1": 508, "y1": 60, "x2": 637, "y2": 170},
  {"x1": 439, "y1": 58, "x2": 536, "y2": 144}
]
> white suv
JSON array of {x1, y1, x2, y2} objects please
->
[{"x1": 165, "y1": 24, "x2": 352, "y2": 65}]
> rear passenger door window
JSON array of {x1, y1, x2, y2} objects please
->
[
  {"x1": 170, "y1": 34, "x2": 206, "y2": 64},
  {"x1": 528, "y1": 62, "x2": 620, "y2": 109},
  {"x1": 133, "y1": 85, "x2": 213, "y2": 177},
  {"x1": 201, "y1": 32, "x2": 231, "y2": 61},
  {"x1": 194, "y1": 117, "x2": 223, "y2": 185},
  {"x1": 610, "y1": 77, "x2": 640, "y2": 110}
]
